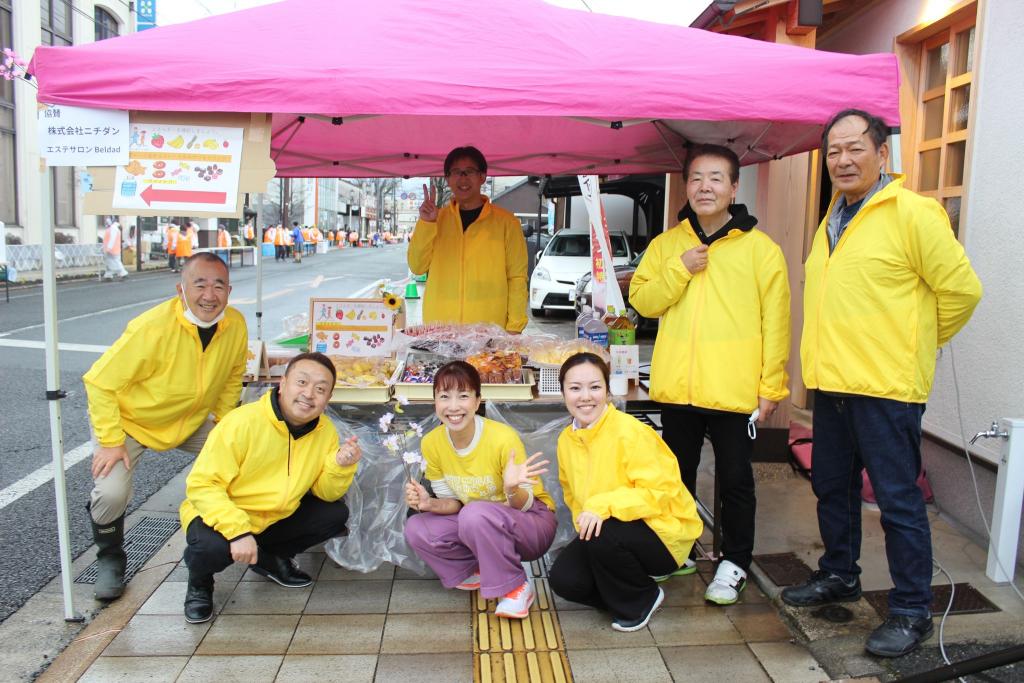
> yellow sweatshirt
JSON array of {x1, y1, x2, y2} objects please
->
[
  {"x1": 802, "y1": 175, "x2": 982, "y2": 402},
  {"x1": 179, "y1": 391, "x2": 356, "y2": 540},
  {"x1": 422, "y1": 417, "x2": 555, "y2": 510},
  {"x1": 557, "y1": 404, "x2": 702, "y2": 565},
  {"x1": 84, "y1": 297, "x2": 248, "y2": 450},
  {"x1": 407, "y1": 197, "x2": 528, "y2": 332},
  {"x1": 629, "y1": 218, "x2": 790, "y2": 412}
]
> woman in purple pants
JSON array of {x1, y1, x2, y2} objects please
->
[{"x1": 404, "y1": 361, "x2": 557, "y2": 619}]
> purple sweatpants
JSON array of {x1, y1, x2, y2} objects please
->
[{"x1": 404, "y1": 500, "x2": 557, "y2": 599}]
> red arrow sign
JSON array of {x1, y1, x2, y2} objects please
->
[{"x1": 140, "y1": 185, "x2": 227, "y2": 206}]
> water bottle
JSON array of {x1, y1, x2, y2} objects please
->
[
  {"x1": 582, "y1": 311, "x2": 609, "y2": 348},
  {"x1": 575, "y1": 305, "x2": 593, "y2": 339}
]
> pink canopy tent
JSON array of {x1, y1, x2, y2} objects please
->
[{"x1": 30, "y1": 0, "x2": 900, "y2": 178}]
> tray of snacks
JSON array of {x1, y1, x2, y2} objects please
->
[
  {"x1": 328, "y1": 356, "x2": 399, "y2": 403},
  {"x1": 525, "y1": 339, "x2": 610, "y2": 395},
  {"x1": 393, "y1": 352, "x2": 450, "y2": 401},
  {"x1": 466, "y1": 350, "x2": 535, "y2": 401}
]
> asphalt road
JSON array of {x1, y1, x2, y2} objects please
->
[{"x1": 0, "y1": 244, "x2": 410, "y2": 623}]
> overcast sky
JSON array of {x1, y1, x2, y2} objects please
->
[{"x1": 158, "y1": 0, "x2": 707, "y2": 27}]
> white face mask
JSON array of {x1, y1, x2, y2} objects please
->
[{"x1": 180, "y1": 292, "x2": 225, "y2": 329}]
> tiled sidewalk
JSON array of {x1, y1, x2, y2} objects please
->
[{"x1": 37, "y1": 523, "x2": 821, "y2": 683}]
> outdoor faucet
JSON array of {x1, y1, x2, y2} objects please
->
[{"x1": 970, "y1": 421, "x2": 1009, "y2": 445}]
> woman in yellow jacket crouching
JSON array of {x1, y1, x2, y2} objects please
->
[{"x1": 548, "y1": 353, "x2": 703, "y2": 632}]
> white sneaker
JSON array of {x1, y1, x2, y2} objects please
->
[
  {"x1": 495, "y1": 580, "x2": 534, "y2": 619},
  {"x1": 455, "y1": 572, "x2": 480, "y2": 591},
  {"x1": 704, "y1": 560, "x2": 746, "y2": 605},
  {"x1": 651, "y1": 558, "x2": 697, "y2": 583}
]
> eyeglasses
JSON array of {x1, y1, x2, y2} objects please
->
[{"x1": 447, "y1": 168, "x2": 481, "y2": 179}]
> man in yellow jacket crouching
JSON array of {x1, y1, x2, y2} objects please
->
[
  {"x1": 84, "y1": 253, "x2": 248, "y2": 601},
  {"x1": 630, "y1": 144, "x2": 790, "y2": 607},
  {"x1": 408, "y1": 146, "x2": 528, "y2": 333},
  {"x1": 179, "y1": 352, "x2": 361, "y2": 623},
  {"x1": 782, "y1": 110, "x2": 981, "y2": 658}
]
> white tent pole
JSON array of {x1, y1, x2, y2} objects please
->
[
  {"x1": 39, "y1": 165, "x2": 80, "y2": 622},
  {"x1": 256, "y1": 221, "x2": 264, "y2": 340}
]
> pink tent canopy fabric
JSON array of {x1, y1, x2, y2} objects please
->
[{"x1": 30, "y1": 0, "x2": 899, "y2": 177}]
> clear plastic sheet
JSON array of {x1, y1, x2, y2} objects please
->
[
  {"x1": 279, "y1": 312, "x2": 309, "y2": 338},
  {"x1": 484, "y1": 399, "x2": 625, "y2": 554},
  {"x1": 393, "y1": 322, "x2": 560, "y2": 361},
  {"x1": 324, "y1": 403, "x2": 439, "y2": 574}
]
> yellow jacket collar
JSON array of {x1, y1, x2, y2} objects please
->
[
  {"x1": 449, "y1": 195, "x2": 492, "y2": 217},
  {"x1": 567, "y1": 402, "x2": 617, "y2": 445},
  {"x1": 825, "y1": 172, "x2": 906, "y2": 216}
]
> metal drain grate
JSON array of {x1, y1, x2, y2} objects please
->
[
  {"x1": 76, "y1": 516, "x2": 180, "y2": 585},
  {"x1": 863, "y1": 583, "x2": 1001, "y2": 618},
  {"x1": 753, "y1": 552, "x2": 815, "y2": 587}
]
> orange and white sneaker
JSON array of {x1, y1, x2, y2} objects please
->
[
  {"x1": 456, "y1": 572, "x2": 481, "y2": 591},
  {"x1": 495, "y1": 580, "x2": 534, "y2": 619}
]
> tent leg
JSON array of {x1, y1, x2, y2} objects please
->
[
  {"x1": 255, "y1": 222, "x2": 264, "y2": 340},
  {"x1": 39, "y1": 168, "x2": 82, "y2": 623}
]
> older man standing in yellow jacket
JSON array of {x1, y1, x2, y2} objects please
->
[
  {"x1": 781, "y1": 110, "x2": 981, "y2": 658},
  {"x1": 83, "y1": 253, "x2": 248, "y2": 601},
  {"x1": 630, "y1": 144, "x2": 790, "y2": 607},
  {"x1": 408, "y1": 146, "x2": 528, "y2": 332},
  {"x1": 179, "y1": 352, "x2": 361, "y2": 623}
]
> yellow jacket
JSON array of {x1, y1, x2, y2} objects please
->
[
  {"x1": 84, "y1": 297, "x2": 248, "y2": 450},
  {"x1": 557, "y1": 404, "x2": 702, "y2": 565},
  {"x1": 408, "y1": 198, "x2": 528, "y2": 332},
  {"x1": 180, "y1": 391, "x2": 356, "y2": 540},
  {"x1": 629, "y1": 215, "x2": 790, "y2": 412},
  {"x1": 802, "y1": 175, "x2": 982, "y2": 402}
]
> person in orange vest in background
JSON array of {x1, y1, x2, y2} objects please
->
[
  {"x1": 264, "y1": 224, "x2": 275, "y2": 244},
  {"x1": 217, "y1": 224, "x2": 231, "y2": 249},
  {"x1": 327, "y1": 229, "x2": 335, "y2": 247},
  {"x1": 176, "y1": 223, "x2": 195, "y2": 264},
  {"x1": 337, "y1": 228, "x2": 346, "y2": 248},
  {"x1": 301, "y1": 224, "x2": 312, "y2": 257},
  {"x1": 274, "y1": 223, "x2": 286, "y2": 261},
  {"x1": 166, "y1": 221, "x2": 181, "y2": 273},
  {"x1": 102, "y1": 217, "x2": 129, "y2": 280},
  {"x1": 243, "y1": 221, "x2": 255, "y2": 247},
  {"x1": 349, "y1": 229, "x2": 359, "y2": 248}
]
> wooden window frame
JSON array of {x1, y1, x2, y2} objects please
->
[{"x1": 896, "y1": 0, "x2": 979, "y2": 241}]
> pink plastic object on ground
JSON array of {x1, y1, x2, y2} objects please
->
[{"x1": 29, "y1": 0, "x2": 900, "y2": 177}]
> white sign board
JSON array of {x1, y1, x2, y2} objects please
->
[
  {"x1": 112, "y1": 123, "x2": 244, "y2": 213},
  {"x1": 38, "y1": 104, "x2": 129, "y2": 167}
]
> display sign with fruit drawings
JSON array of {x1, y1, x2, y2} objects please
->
[
  {"x1": 243, "y1": 339, "x2": 269, "y2": 381},
  {"x1": 309, "y1": 298, "x2": 403, "y2": 358},
  {"x1": 112, "y1": 123, "x2": 244, "y2": 212}
]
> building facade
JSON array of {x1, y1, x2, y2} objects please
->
[{"x1": 3, "y1": 0, "x2": 134, "y2": 247}]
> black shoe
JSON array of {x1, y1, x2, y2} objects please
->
[
  {"x1": 184, "y1": 573, "x2": 214, "y2": 624},
  {"x1": 91, "y1": 515, "x2": 126, "y2": 601},
  {"x1": 781, "y1": 570, "x2": 861, "y2": 607},
  {"x1": 611, "y1": 587, "x2": 665, "y2": 632},
  {"x1": 250, "y1": 552, "x2": 313, "y2": 588},
  {"x1": 865, "y1": 615, "x2": 934, "y2": 657}
]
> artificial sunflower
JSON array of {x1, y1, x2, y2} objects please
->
[{"x1": 383, "y1": 294, "x2": 402, "y2": 310}]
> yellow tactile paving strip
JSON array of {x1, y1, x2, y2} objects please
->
[{"x1": 473, "y1": 558, "x2": 573, "y2": 683}]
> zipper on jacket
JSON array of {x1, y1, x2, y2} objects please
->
[
  {"x1": 814, "y1": 259, "x2": 830, "y2": 384},
  {"x1": 174, "y1": 328, "x2": 207, "y2": 446},
  {"x1": 686, "y1": 276, "x2": 706, "y2": 405}
]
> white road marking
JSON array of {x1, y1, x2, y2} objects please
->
[
  {"x1": 0, "y1": 295, "x2": 170, "y2": 338},
  {"x1": 0, "y1": 441, "x2": 94, "y2": 511},
  {"x1": 0, "y1": 339, "x2": 110, "y2": 353}
]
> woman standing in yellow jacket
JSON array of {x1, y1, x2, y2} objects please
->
[
  {"x1": 548, "y1": 353, "x2": 702, "y2": 632},
  {"x1": 407, "y1": 147, "x2": 528, "y2": 332}
]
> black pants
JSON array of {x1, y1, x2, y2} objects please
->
[
  {"x1": 548, "y1": 518, "x2": 676, "y2": 621},
  {"x1": 183, "y1": 494, "x2": 348, "y2": 578},
  {"x1": 168, "y1": 253, "x2": 177, "y2": 271},
  {"x1": 661, "y1": 405, "x2": 756, "y2": 571},
  {"x1": 274, "y1": 245, "x2": 285, "y2": 261}
]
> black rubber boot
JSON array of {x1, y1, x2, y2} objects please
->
[
  {"x1": 184, "y1": 571, "x2": 215, "y2": 624},
  {"x1": 91, "y1": 515, "x2": 127, "y2": 601}
]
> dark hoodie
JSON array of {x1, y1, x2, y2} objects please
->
[{"x1": 676, "y1": 203, "x2": 758, "y2": 245}]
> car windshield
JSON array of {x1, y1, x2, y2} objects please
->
[
  {"x1": 629, "y1": 249, "x2": 646, "y2": 267},
  {"x1": 548, "y1": 233, "x2": 628, "y2": 257}
]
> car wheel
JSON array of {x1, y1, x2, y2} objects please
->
[{"x1": 531, "y1": 307, "x2": 545, "y2": 318}]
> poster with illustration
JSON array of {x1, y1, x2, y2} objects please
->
[
  {"x1": 309, "y1": 298, "x2": 404, "y2": 357},
  {"x1": 112, "y1": 123, "x2": 243, "y2": 213}
]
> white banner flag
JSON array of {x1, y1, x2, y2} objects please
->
[{"x1": 577, "y1": 175, "x2": 626, "y2": 316}]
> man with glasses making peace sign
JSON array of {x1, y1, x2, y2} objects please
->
[{"x1": 408, "y1": 146, "x2": 528, "y2": 333}]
